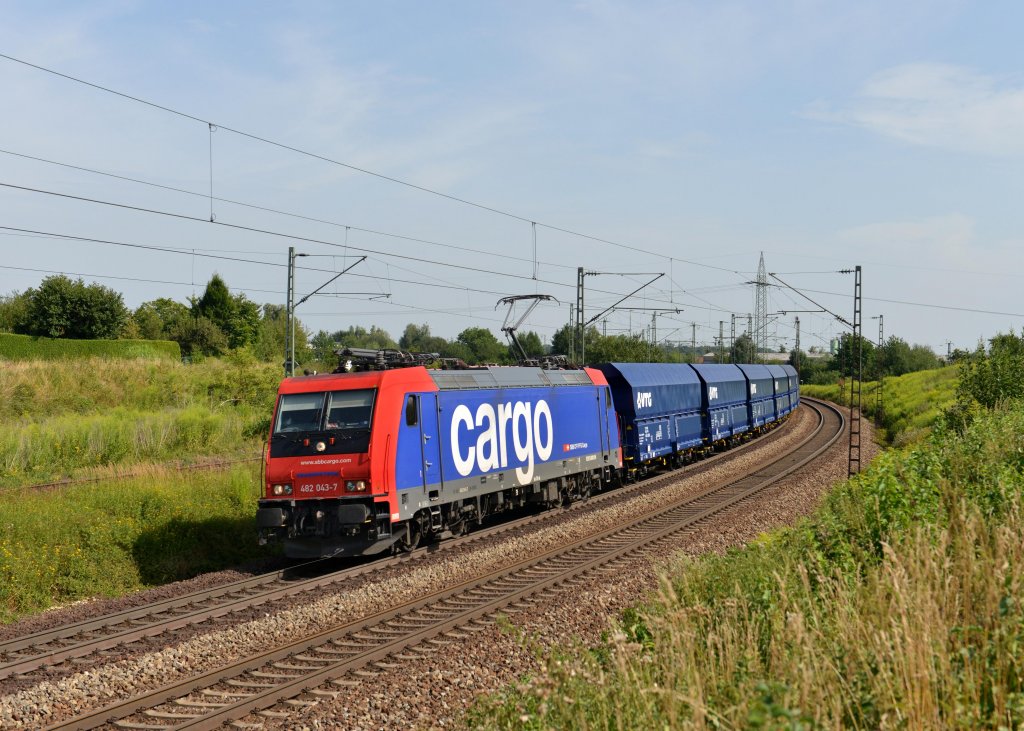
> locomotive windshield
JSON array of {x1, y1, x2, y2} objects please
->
[
  {"x1": 272, "y1": 389, "x2": 375, "y2": 455},
  {"x1": 275, "y1": 392, "x2": 326, "y2": 433}
]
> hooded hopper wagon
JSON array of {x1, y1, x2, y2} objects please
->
[{"x1": 257, "y1": 358, "x2": 799, "y2": 559}]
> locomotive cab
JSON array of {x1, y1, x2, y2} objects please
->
[{"x1": 257, "y1": 376, "x2": 397, "y2": 558}]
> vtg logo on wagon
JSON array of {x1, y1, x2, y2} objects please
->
[{"x1": 449, "y1": 399, "x2": 554, "y2": 484}]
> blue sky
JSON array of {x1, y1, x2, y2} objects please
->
[{"x1": 1, "y1": 0, "x2": 1022, "y2": 356}]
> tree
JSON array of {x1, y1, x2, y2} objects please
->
[
  {"x1": 550, "y1": 324, "x2": 575, "y2": 359},
  {"x1": 167, "y1": 315, "x2": 228, "y2": 357},
  {"x1": 309, "y1": 330, "x2": 337, "y2": 364},
  {"x1": 833, "y1": 332, "x2": 876, "y2": 378},
  {"x1": 456, "y1": 327, "x2": 508, "y2": 364},
  {"x1": 907, "y1": 344, "x2": 940, "y2": 372},
  {"x1": 252, "y1": 304, "x2": 309, "y2": 363},
  {"x1": 788, "y1": 348, "x2": 810, "y2": 375},
  {"x1": 194, "y1": 275, "x2": 259, "y2": 349},
  {"x1": 399, "y1": 322, "x2": 449, "y2": 354},
  {"x1": 228, "y1": 295, "x2": 261, "y2": 349},
  {"x1": 509, "y1": 330, "x2": 545, "y2": 362},
  {"x1": 956, "y1": 330, "x2": 1024, "y2": 409},
  {"x1": 587, "y1": 332, "x2": 662, "y2": 363},
  {"x1": 19, "y1": 275, "x2": 128, "y2": 339},
  {"x1": 948, "y1": 348, "x2": 971, "y2": 364},
  {"x1": 195, "y1": 274, "x2": 233, "y2": 330},
  {"x1": 0, "y1": 291, "x2": 31, "y2": 333},
  {"x1": 730, "y1": 334, "x2": 756, "y2": 364},
  {"x1": 332, "y1": 325, "x2": 397, "y2": 351},
  {"x1": 132, "y1": 298, "x2": 191, "y2": 340},
  {"x1": 875, "y1": 336, "x2": 912, "y2": 377},
  {"x1": 399, "y1": 323, "x2": 430, "y2": 350}
]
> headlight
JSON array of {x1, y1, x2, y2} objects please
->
[
  {"x1": 271, "y1": 484, "x2": 293, "y2": 496},
  {"x1": 345, "y1": 480, "x2": 368, "y2": 492}
]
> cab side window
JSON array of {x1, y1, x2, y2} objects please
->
[{"x1": 405, "y1": 395, "x2": 419, "y2": 427}]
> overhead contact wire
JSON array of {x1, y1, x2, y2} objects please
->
[{"x1": 0, "y1": 52, "x2": 744, "y2": 272}]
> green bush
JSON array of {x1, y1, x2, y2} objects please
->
[
  {"x1": 0, "y1": 333, "x2": 180, "y2": 361},
  {"x1": 944, "y1": 330, "x2": 1024, "y2": 433}
]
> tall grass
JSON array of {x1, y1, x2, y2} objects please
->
[
  {"x1": 0, "y1": 464, "x2": 273, "y2": 622},
  {"x1": 0, "y1": 355, "x2": 280, "y2": 485},
  {"x1": 0, "y1": 407, "x2": 261, "y2": 486},
  {"x1": 0, "y1": 355, "x2": 280, "y2": 421},
  {"x1": 803, "y1": 366, "x2": 957, "y2": 445},
  {"x1": 471, "y1": 403, "x2": 1024, "y2": 729}
]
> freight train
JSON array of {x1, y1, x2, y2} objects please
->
[{"x1": 256, "y1": 355, "x2": 799, "y2": 559}]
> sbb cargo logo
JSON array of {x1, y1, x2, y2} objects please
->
[
  {"x1": 450, "y1": 399, "x2": 553, "y2": 484},
  {"x1": 562, "y1": 442, "x2": 589, "y2": 452}
]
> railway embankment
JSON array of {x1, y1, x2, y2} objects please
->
[
  {"x1": 471, "y1": 399, "x2": 1024, "y2": 729},
  {"x1": 803, "y1": 365, "x2": 957, "y2": 446}
]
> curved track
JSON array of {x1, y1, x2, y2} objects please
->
[
  {"x1": 0, "y1": 404, "x2": 800, "y2": 683},
  {"x1": 42, "y1": 398, "x2": 842, "y2": 730}
]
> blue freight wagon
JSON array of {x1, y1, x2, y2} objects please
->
[
  {"x1": 691, "y1": 364, "x2": 750, "y2": 442},
  {"x1": 766, "y1": 364, "x2": 791, "y2": 416},
  {"x1": 597, "y1": 363, "x2": 703, "y2": 467},
  {"x1": 781, "y1": 364, "x2": 800, "y2": 409},
  {"x1": 736, "y1": 363, "x2": 777, "y2": 428}
]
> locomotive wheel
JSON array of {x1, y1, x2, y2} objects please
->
[
  {"x1": 395, "y1": 521, "x2": 421, "y2": 553},
  {"x1": 449, "y1": 517, "x2": 468, "y2": 536}
]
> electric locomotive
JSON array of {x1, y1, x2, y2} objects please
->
[{"x1": 257, "y1": 353, "x2": 621, "y2": 559}]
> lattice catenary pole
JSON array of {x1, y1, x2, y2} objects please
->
[
  {"x1": 847, "y1": 265, "x2": 863, "y2": 476},
  {"x1": 755, "y1": 253, "x2": 768, "y2": 362}
]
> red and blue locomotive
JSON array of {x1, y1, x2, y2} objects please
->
[
  {"x1": 256, "y1": 351, "x2": 799, "y2": 559},
  {"x1": 257, "y1": 356, "x2": 620, "y2": 558}
]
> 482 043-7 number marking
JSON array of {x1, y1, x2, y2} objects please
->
[{"x1": 298, "y1": 483, "x2": 339, "y2": 493}]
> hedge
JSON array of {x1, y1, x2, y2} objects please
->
[{"x1": 0, "y1": 333, "x2": 180, "y2": 361}]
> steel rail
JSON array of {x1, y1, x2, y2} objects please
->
[
  {"x1": 15, "y1": 457, "x2": 261, "y2": 493},
  {"x1": 47, "y1": 399, "x2": 841, "y2": 731},
  {"x1": 0, "y1": 406, "x2": 798, "y2": 681}
]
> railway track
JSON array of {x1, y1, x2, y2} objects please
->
[
  {"x1": 14, "y1": 457, "x2": 261, "y2": 493},
  {"x1": 0, "y1": 403, "x2": 802, "y2": 685},
  {"x1": 39, "y1": 398, "x2": 842, "y2": 730}
]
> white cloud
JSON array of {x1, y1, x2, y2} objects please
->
[
  {"x1": 807, "y1": 63, "x2": 1024, "y2": 156},
  {"x1": 838, "y1": 213, "x2": 975, "y2": 263}
]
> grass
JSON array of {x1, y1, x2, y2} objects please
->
[
  {"x1": 0, "y1": 463, "x2": 275, "y2": 623},
  {"x1": 0, "y1": 355, "x2": 280, "y2": 420},
  {"x1": 803, "y1": 366, "x2": 958, "y2": 445},
  {"x1": 469, "y1": 401, "x2": 1024, "y2": 730},
  {"x1": 0, "y1": 406, "x2": 263, "y2": 487},
  {"x1": 0, "y1": 355, "x2": 280, "y2": 485}
]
